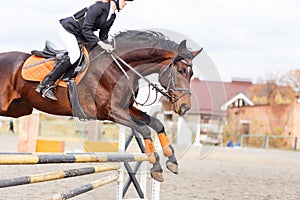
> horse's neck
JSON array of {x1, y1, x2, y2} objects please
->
[
  {"x1": 126, "y1": 50, "x2": 173, "y2": 76},
  {"x1": 134, "y1": 61, "x2": 161, "y2": 75},
  {"x1": 89, "y1": 47, "x2": 172, "y2": 81}
]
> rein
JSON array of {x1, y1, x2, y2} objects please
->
[
  {"x1": 110, "y1": 52, "x2": 191, "y2": 106},
  {"x1": 110, "y1": 52, "x2": 172, "y2": 106}
]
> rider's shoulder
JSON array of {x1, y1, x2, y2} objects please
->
[
  {"x1": 89, "y1": 1, "x2": 108, "y2": 11},
  {"x1": 94, "y1": 0, "x2": 108, "y2": 7}
]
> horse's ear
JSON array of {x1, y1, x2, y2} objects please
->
[
  {"x1": 177, "y1": 40, "x2": 187, "y2": 53},
  {"x1": 192, "y1": 47, "x2": 203, "y2": 59}
]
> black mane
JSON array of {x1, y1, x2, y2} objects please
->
[{"x1": 114, "y1": 30, "x2": 193, "y2": 59}]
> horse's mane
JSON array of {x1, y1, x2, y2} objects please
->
[{"x1": 113, "y1": 30, "x2": 193, "y2": 59}]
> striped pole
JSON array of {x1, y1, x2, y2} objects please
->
[
  {"x1": 0, "y1": 153, "x2": 148, "y2": 165},
  {"x1": 46, "y1": 173, "x2": 119, "y2": 200},
  {"x1": 0, "y1": 163, "x2": 120, "y2": 188}
]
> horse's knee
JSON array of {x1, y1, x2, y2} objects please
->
[
  {"x1": 149, "y1": 117, "x2": 165, "y2": 133},
  {"x1": 137, "y1": 126, "x2": 151, "y2": 139}
]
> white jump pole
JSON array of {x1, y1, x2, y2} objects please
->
[{"x1": 116, "y1": 125, "x2": 126, "y2": 200}]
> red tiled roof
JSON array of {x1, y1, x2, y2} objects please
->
[{"x1": 189, "y1": 78, "x2": 252, "y2": 114}]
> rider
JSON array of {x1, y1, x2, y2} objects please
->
[{"x1": 36, "y1": 0, "x2": 133, "y2": 101}]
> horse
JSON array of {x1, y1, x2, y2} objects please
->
[{"x1": 0, "y1": 30, "x2": 202, "y2": 182}]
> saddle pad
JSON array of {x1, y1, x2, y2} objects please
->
[{"x1": 21, "y1": 48, "x2": 89, "y2": 88}]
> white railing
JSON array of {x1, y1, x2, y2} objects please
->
[{"x1": 239, "y1": 134, "x2": 299, "y2": 151}]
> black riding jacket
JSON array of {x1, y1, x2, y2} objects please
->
[{"x1": 60, "y1": 1, "x2": 116, "y2": 48}]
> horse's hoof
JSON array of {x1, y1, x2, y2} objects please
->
[
  {"x1": 150, "y1": 171, "x2": 164, "y2": 182},
  {"x1": 166, "y1": 161, "x2": 178, "y2": 174},
  {"x1": 150, "y1": 161, "x2": 164, "y2": 182}
]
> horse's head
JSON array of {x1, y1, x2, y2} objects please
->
[{"x1": 159, "y1": 40, "x2": 202, "y2": 115}]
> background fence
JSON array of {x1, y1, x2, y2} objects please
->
[{"x1": 238, "y1": 134, "x2": 298, "y2": 151}]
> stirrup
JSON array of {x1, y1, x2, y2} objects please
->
[
  {"x1": 42, "y1": 86, "x2": 57, "y2": 101},
  {"x1": 36, "y1": 85, "x2": 57, "y2": 101}
]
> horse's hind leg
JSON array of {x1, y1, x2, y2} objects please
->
[
  {"x1": 110, "y1": 109, "x2": 164, "y2": 182},
  {"x1": 129, "y1": 106, "x2": 178, "y2": 174}
]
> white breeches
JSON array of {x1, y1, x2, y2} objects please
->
[{"x1": 58, "y1": 25, "x2": 80, "y2": 64}]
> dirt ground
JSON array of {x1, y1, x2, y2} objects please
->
[{"x1": 0, "y1": 134, "x2": 299, "y2": 200}]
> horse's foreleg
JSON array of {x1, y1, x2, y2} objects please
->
[
  {"x1": 109, "y1": 109, "x2": 164, "y2": 182},
  {"x1": 129, "y1": 106, "x2": 179, "y2": 174}
]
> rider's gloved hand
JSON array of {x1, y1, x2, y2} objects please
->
[{"x1": 98, "y1": 41, "x2": 114, "y2": 52}]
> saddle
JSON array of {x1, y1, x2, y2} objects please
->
[
  {"x1": 32, "y1": 40, "x2": 68, "y2": 59},
  {"x1": 22, "y1": 40, "x2": 89, "y2": 88},
  {"x1": 22, "y1": 41, "x2": 90, "y2": 119}
]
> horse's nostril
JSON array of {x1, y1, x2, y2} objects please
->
[{"x1": 180, "y1": 103, "x2": 190, "y2": 115}]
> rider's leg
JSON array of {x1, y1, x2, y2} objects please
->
[
  {"x1": 58, "y1": 25, "x2": 80, "y2": 65},
  {"x1": 36, "y1": 26, "x2": 80, "y2": 101},
  {"x1": 36, "y1": 55, "x2": 71, "y2": 101}
]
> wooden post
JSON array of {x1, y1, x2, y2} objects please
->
[
  {"x1": 264, "y1": 136, "x2": 269, "y2": 149},
  {"x1": 194, "y1": 122, "x2": 201, "y2": 145},
  {"x1": 239, "y1": 134, "x2": 244, "y2": 147},
  {"x1": 17, "y1": 112, "x2": 39, "y2": 152},
  {"x1": 294, "y1": 137, "x2": 298, "y2": 151}
]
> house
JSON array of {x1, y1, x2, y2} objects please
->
[
  {"x1": 224, "y1": 85, "x2": 300, "y2": 149},
  {"x1": 159, "y1": 76, "x2": 299, "y2": 149},
  {"x1": 161, "y1": 77, "x2": 253, "y2": 144},
  {"x1": 189, "y1": 77, "x2": 253, "y2": 115}
]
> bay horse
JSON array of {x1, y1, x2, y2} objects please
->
[{"x1": 0, "y1": 30, "x2": 201, "y2": 182}]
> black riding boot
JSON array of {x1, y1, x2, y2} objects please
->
[{"x1": 36, "y1": 56, "x2": 72, "y2": 101}]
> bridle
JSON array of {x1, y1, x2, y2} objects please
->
[
  {"x1": 110, "y1": 51, "x2": 192, "y2": 106},
  {"x1": 159, "y1": 59, "x2": 192, "y2": 103}
]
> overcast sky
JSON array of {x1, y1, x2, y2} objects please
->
[{"x1": 0, "y1": 0, "x2": 300, "y2": 82}]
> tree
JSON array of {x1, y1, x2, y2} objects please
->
[
  {"x1": 251, "y1": 71, "x2": 295, "y2": 105},
  {"x1": 250, "y1": 83, "x2": 276, "y2": 105},
  {"x1": 279, "y1": 70, "x2": 300, "y2": 93}
]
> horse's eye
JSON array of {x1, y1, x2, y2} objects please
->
[{"x1": 178, "y1": 68, "x2": 184, "y2": 74}]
